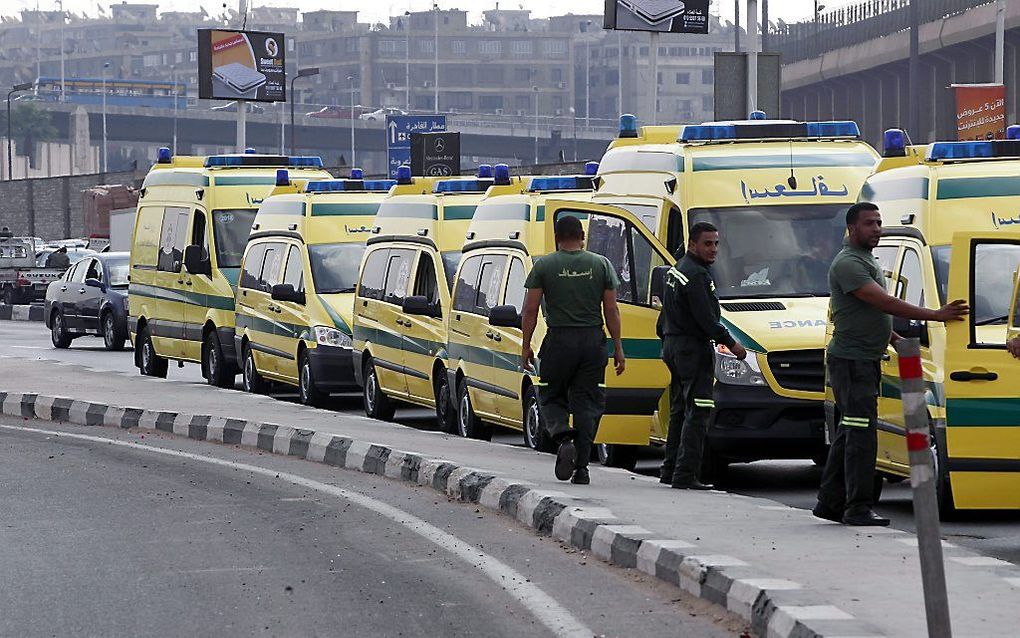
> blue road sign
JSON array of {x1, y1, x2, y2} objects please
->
[{"x1": 386, "y1": 115, "x2": 447, "y2": 178}]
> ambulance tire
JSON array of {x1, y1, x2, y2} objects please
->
[
  {"x1": 242, "y1": 343, "x2": 266, "y2": 395},
  {"x1": 203, "y1": 331, "x2": 234, "y2": 388},
  {"x1": 299, "y1": 350, "x2": 327, "y2": 408},
  {"x1": 138, "y1": 325, "x2": 168, "y2": 378},
  {"x1": 363, "y1": 357, "x2": 396, "y2": 421},
  {"x1": 523, "y1": 386, "x2": 554, "y2": 452},
  {"x1": 433, "y1": 371, "x2": 457, "y2": 433},
  {"x1": 457, "y1": 379, "x2": 491, "y2": 441},
  {"x1": 932, "y1": 426, "x2": 959, "y2": 520},
  {"x1": 597, "y1": 444, "x2": 638, "y2": 472}
]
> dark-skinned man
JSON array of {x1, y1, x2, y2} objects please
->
[
  {"x1": 814, "y1": 202, "x2": 968, "y2": 526},
  {"x1": 522, "y1": 215, "x2": 625, "y2": 485},
  {"x1": 658, "y1": 222, "x2": 746, "y2": 490}
]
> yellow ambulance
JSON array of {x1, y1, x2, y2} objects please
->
[
  {"x1": 845, "y1": 131, "x2": 1020, "y2": 514},
  {"x1": 352, "y1": 165, "x2": 510, "y2": 429},
  {"x1": 234, "y1": 173, "x2": 393, "y2": 405},
  {"x1": 593, "y1": 114, "x2": 880, "y2": 476},
  {"x1": 128, "y1": 149, "x2": 332, "y2": 385},
  {"x1": 445, "y1": 171, "x2": 675, "y2": 463}
]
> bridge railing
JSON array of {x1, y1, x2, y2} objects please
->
[{"x1": 772, "y1": 0, "x2": 998, "y2": 63}]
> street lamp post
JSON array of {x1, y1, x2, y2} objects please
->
[
  {"x1": 6, "y1": 82, "x2": 34, "y2": 181},
  {"x1": 584, "y1": 20, "x2": 592, "y2": 128},
  {"x1": 101, "y1": 62, "x2": 109, "y2": 173},
  {"x1": 405, "y1": 11, "x2": 411, "y2": 112},
  {"x1": 288, "y1": 67, "x2": 319, "y2": 156},
  {"x1": 58, "y1": 0, "x2": 66, "y2": 102},
  {"x1": 171, "y1": 65, "x2": 178, "y2": 155},
  {"x1": 533, "y1": 85, "x2": 539, "y2": 166},
  {"x1": 433, "y1": 3, "x2": 439, "y2": 113},
  {"x1": 348, "y1": 75, "x2": 356, "y2": 167}
]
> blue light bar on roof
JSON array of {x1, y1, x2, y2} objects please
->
[
  {"x1": 305, "y1": 179, "x2": 396, "y2": 193},
  {"x1": 926, "y1": 140, "x2": 1020, "y2": 161},
  {"x1": 679, "y1": 120, "x2": 860, "y2": 142},
  {"x1": 203, "y1": 155, "x2": 324, "y2": 168},
  {"x1": 434, "y1": 179, "x2": 494, "y2": 193},
  {"x1": 527, "y1": 176, "x2": 594, "y2": 192}
]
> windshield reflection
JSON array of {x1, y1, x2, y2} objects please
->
[
  {"x1": 308, "y1": 243, "x2": 365, "y2": 294},
  {"x1": 688, "y1": 204, "x2": 848, "y2": 299}
]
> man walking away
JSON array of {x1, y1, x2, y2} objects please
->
[
  {"x1": 522, "y1": 215, "x2": 626, "y2": 485},
  {"x1": 814, "y1": 202, "x2": 968, "y2": 526},
  {"x1": 658, "y1": 222, "x2": 746, "y2": 490}
]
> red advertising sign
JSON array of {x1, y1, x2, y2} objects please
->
[{"x1": 953, "y1": 84, "x2": 1006, "y2": 141}]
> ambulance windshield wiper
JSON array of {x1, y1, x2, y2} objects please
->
[{"x1": 973, "y1": 315, "x2": 1009, "y2": 326}]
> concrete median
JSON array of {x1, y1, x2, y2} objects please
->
[{"x1": 0, "y1": 304, "x2": 44, "y2": 322}]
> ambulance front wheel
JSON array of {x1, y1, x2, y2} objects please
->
[
  {"x1": 363, "y1": 357, "x2": 396, "y2": 421},
  {"x1": 523, "y1": 386, "x2": 554, "y2": 452},
  {"x1": 457, "y1": 379, "x2": 491, "y2": 441}
]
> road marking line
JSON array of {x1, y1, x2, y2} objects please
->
[{"x1": 1, "y1": 423, "x2": 594, "y2": 638}]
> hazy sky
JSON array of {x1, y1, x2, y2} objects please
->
[{"x1": 4, "y1": 1, "x2": 826, "y2": 26}]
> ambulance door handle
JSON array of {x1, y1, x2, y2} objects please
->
[
  {"x1": 949, "y1": 370, "x2": 998, "y2": 382},
  {"x1": 177, "y1": 279, "x2": 184, "y2": 284},
  {"x1": 485, "y1": 331, "x2": 494, "y2": 340},
  {"x1": 184, "y1": 280, "x2": 192, "y2": 286}
]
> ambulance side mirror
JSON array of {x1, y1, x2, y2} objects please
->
[
  {"x1": 489, "y1": 305, "x2": 522, "y2": 329},
  {"x1": 650, "y1": 265, "x2": 670, "y2": 310},
  {"x1": 183, "y1": 244, "x2": 211, "y2": 276}
]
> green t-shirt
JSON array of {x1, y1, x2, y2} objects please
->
[
  {"x1": 827, "y1": 241, "x2": 892, "y2": 361},
  {"x1": 524, "y1": 249, "x2": 620, "y2": 328}
]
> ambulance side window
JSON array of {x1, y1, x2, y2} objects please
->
[
  {"x1": 359, "y1": 249, "x2": 389, "y2": 301},
  {"x1": 453, "y1": 255, "x2": 483, "y2": 313},
  {"x1": 872, "y1": 245, "x2": 899, "y2": 294},
  {"x1": 632, "y1": 226, "x2": 667, "y2": 305},
  {"x1": 258, "y1": 243, "x2": 286, "y2": 293},
  {"x1": 240, "y1": 243, "x2": 267, "y2": 290},
  {"x1": 897, "y1": 248, "x2": 924, "y2": 308},
  {"x1": 382, "y1": 248, "x2": 415, "y2": 306},
  {"x1": 503, "y1": 257, "x2": 527, "y2": 313},
  {"x1": 587, "y1": 214, "x2": 632, "y2": 303},
  {"x1": 283, "y1": 245, "x2": 304, "y2": 293},
  {"x1": 412, "y1": 253, "x2": 440, "y2": 311},
  {"x1": 474, "y1": 255, "x2": 508, "y2": 316},
  {"x1": 157, "y1": 207, "x2": 189, "y2": 273}
]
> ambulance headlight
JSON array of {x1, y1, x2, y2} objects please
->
[
  {"x1": 714, "y1": 345, "x2": 766, "y2": 386},
  {"x1": 313, "y1": 326, "x2": 352, "y2": 349}
]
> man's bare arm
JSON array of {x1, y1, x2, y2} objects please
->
[
  {"x1": 521, "y1": 288, "x2": 543, "y2": 370},
  {"x1": 603, "y1": 288, "x2": 625, "y2": 375},
  {"x1": 851, "y1": 282, "x2": 968, "y2": 322}
]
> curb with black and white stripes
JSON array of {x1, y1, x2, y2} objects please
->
[
  {"x1": 0, "y1": 391, "x2": 888, "y2": 638},
  {"x1": 0, "y1": 304, "x2": 44, "y2": 322}
]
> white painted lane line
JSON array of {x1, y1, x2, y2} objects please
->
[{"x1": 1, "y1": 424, "x2": 594, "y2": 638}]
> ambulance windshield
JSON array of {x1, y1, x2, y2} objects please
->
[
  {"x1": 688, "y1": 204, "x2": 847, "y2": 299},
  {"x1": 308, "y1": 243, "x2": 366, "y2": 294},
  {"x1": 213, "y1": 209, "x2": 259, "y2": 268}
]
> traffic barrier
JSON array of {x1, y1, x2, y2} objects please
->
[
  {"x1": 0, "y1": 389, "x2": 888, "y2": 638},
  {"x1": 0, "y1": 304, "x2": 44, "y2": 322},
  {"x1": 895, "y1": 338, "x2": 953, "y2": 638}
]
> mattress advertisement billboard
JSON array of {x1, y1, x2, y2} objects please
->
[
  {"x1": 198, "y1": 29, "x2": 286, "y2": 102},
  {"x1": 603, "y1": 0, "x2": 710, "y2": 33}
]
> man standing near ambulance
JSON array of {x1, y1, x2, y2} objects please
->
[
  {"x1": 815, "y1": 202, "x2": 968, "y2": 526},
  {"x1": 522, "y1": 215, "x2": 626, "y2": 485}
]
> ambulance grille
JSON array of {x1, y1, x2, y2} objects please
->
[
  {"x1": 721, "y1": 301, "x2": 786, "y2": 312},
  {"x1": 767, "y1": 349, "x2": 825, "y2": 393}
]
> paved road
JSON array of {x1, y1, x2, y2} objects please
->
[
  {"x1": 4, "y1": 319, "x2": 1019, "y2": 565},
  {"x1": 0, "y1": 416, "x2": 746, "y2": 638}
]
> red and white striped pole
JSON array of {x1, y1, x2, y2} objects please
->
[{"x1": 895, "y1": 338, "x2": 953, "y2": 638}]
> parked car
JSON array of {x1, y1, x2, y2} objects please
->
[
  {"x1": 359, "y1": 107, "x2": 407, "y2": 121},
  {"x1": 211, "y1": 101, "x2": 265, "y2": 114},
  {"x1": 306, "y1": 105, "x2": 366, "y2": 119},
  {"x1": 35, "y1": 247, "x2": 95, "y2": 268},
  {"x1": 45, "y1": 252, "x2": 130, "y2": 351}
]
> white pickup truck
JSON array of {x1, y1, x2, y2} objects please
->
[{"x1": 0, "y1": 236, "x2": 67, "y2": 305}]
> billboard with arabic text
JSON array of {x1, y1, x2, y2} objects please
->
[{"x1": 953, "y1": 84, "x2": 1006, "y2": 141}]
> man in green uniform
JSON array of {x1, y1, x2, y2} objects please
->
[
  {"x1": 521, "y1": 215, "x2": 625, "y2": 485},
  {"x1": 658, "y1": 222, "x2": 746, "y2": 490},
  {"x1": 815, "y1": 202, "x2": 968, "y2": 526}
]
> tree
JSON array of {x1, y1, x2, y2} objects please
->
[{"x1": 1, "y1": 103, "x2": 58, "y2": 159}]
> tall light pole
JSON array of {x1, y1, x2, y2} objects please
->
[
  {"x1": 433, "y1": 3, "x2": 440, "y2": 113},
  {"x1": 617, "y1": 31, "x2": 623, "y2": 117},
  {"x1": 289, "y1": 67, "x2": 319, "y2": 155},
  {"x1": 404, "y1": 11, "x2": 411, "y2": 112},
  {"x1": 533, "y1": 85, "x2": 540, "y2": 166},
  {"x1": 584, "y1": 20, "x2": 592, "y2": 128},
  {"x1": 58, "y1": 0, "x2": 66, "y2": 102},
  {"x1": 171, "y1": 65, "x2": 178, "y2": 155},
  {"x1": 35, "y1": 0, "x2": 41, "y2": 84},
  {"x1": 348, "y1": 75, "x2": 356, "y2": 167},
  {"x1": 101, "y1": 62, "x2": 109, "y2": 173},
  {"x1": 7, "y1": 82, "x2": 34, "y2": 181}
]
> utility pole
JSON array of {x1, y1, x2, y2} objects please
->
[
  {"x1": 101, "y1": 62, "x2": 109, "y2": 173},
  {"x1": 650, "y1": 31, "x2": 659, "y2": 125},
  {"x1": 909, "y1": 0, "x2": 920, "y2": 138},
  {"x1": 533, "y1": 85, "x2": 540, "y2": 166},
  {"x1": 995, "y1": 0, "x2": 1006, "y2": 84},
  {"x1": 171, "y1": 66, "x2": 178, "y2": 155},
  {"x1": 747, "y1": 0, "x2": 758, "y2": 114},
  {"x1": 349, "y1": 75, "x2": 356, "y2": 167},
  {"x1": 761, "y1": 0, "x2": 769, "y2": 53},
  {"x1": 405, "y1": 11, "x2": 411, "y2": 111},
  {"x1": 59, "y1": 0, "x2": 65, "y2": 102},
  {"x1": 235, "y1": 0, "x2": 247, "y2": 151},
  {"x1": 433, "y1": 3, "x2": 439, "y2": 113},
  {"x1": 35, "y1": 0, "x2": 40, "y2": 83},
  {"x1": 734, "y1": 0, "x2": 741, "y2": 53},
  {"x1": 617, "y1": 30, "x2": 623, "y2": 117}
]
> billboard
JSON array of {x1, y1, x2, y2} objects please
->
[
  {"x1": 604, "y1": 0, "x2": 709, "y2": 33},
  {"x1": 953, "y1": 84, "x2": 1006, "y2": 141},
  {"x1": 411, "y1": 132, "x2": 461, "y2": 177},
  {"x1": 198, "y1": 29, "x2": 286, "y2": 102},
  {"x1": 386, "y1": 115, "x2": 447, "y2": 179}
]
